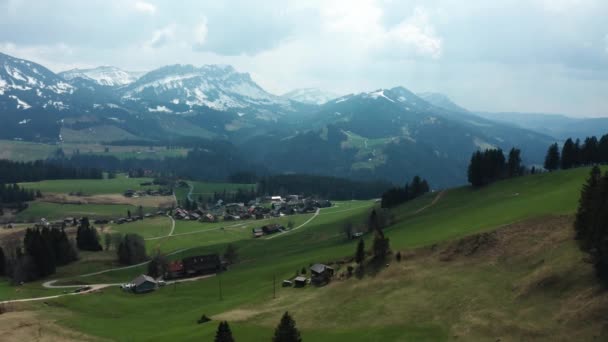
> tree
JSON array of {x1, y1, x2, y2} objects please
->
[
  {"x1": 117, "y1": 234, "x2": 148, "y2": 265},
  {"x1": 0, "y1": 245, "x2": 5, "y2": 276},
  {"x1": 147, "y1": 252, "x2": 168, "y2": 278},
  {"x1": 273, "y1": 312, "x2": 302, "y2": 342},
  {"x1": 574, "y1": 166, "x2": 608, "y2": 285},
  {"x1": 104, "y1": 233, "x2": 112, "y2": 251},
  {"x1": 368, "y1": 209, "x2": 379, "y2": 233},
  {"x1": 581, "y1": 136, "x2": 599, "y2": 165},
  {"x1": 223, "y1": 244, "x2": 238, "y2": 265},
  {"x1": 372, "y1": 231, "x2": 390, "y2": 261},
  {"x1": 561, "y1": 138, "x2": 577, "y2": 169},
  {"x1": 355, "y1": 239, "x2": 365, "y2": 264},
  {"x1": 111, "y1": 233, "x2": 123, "y2": 251},
  {"x1": 544, "y1": 143, "x2": 560, "y2": 171},
  {"x1": 506, "y1": 148, "x2": 522, "y2": 177},
  {"x1": 214, "y1": 321, "x2": 235, "y2": 342},
  {"x1": 76, "y1": 218, "x2": 102, "y2": 251}
]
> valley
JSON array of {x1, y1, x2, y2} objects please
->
[{"x1": 1, "y1": 167, "x2": 607, "y2": 341}]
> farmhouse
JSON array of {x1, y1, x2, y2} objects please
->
[
  {"x1": 183, "y1": 254, "x2": 221, "y2": 276},
  {"x1": 131, "y1": 274, "x2": 157, "y2": 293},
  {"x1": 310, "y1": 264, "x2": 335, "y2": 285}
]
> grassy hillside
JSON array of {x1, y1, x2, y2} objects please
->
[
  {"x1": 14, "y1": 202, "x2": 151, "y2": 222},
  {"x1": 6, "y1": 168, "x2": 607, "y2": 341}
]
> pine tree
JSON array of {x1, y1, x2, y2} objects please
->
[
  {"x1": 273, "y1": 312, "x2": 302, "y2": 342},
  {"x1": 561, "y1": 138, "x2": 576, "y2": 169},
  {"x1": 214, "y1": 321, "x2": 235, "y2": 342},
  {"x1": 506, "y1": 148, "x2": 522, "y2": 177},
  {"x1": 355, "y1": 239, "x2": 365, "y2": 264},
  {"x1": 544, "y1": 143, "x2": 560, "y2": 171},
  {"x1": 574, "y1": 166, "x2": 602, "y2": 248},
  {"x1": 0, "y1": 245, "x2": 5, "y2": 276},
  {"x1": 372, "y1": 231, "x2": 390, "y2": 261}
]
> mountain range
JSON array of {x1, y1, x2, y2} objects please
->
[{"x1": 2, "y1": 51, "x2": 603, "y2": 187}]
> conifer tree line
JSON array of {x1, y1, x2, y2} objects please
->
[
  {"x1": 0, "y1": 159, "x2": 102, "y2": 183},
  {"x1": 76, "y1": 217, "x2": 103, "y2": 251},
  {"x1": 544, "y1": 134, "x2": 608, "y2": 171},
  {"x1": 0, "y1": 183, "x2": 36, "y2": 204},
  {"x1": 574, "y1": 166, "x2": 608, "y2": 286},
  {"x1": 468, "y1": 148, "x2": 523, "y2": 187},
  {"x1": 380, "y1": 175, "x2": 430, "y2": 208},
  {"x1": 4, "y1": 226, "x2": 78, "y2": 283}
]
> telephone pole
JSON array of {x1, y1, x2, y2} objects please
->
[{"x1": 218, "y1": 271, "x2": 223, "y2": 301}]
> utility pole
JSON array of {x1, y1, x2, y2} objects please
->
[{"x1": 218, "y1": 271, "x2": 223, "y2": 301}]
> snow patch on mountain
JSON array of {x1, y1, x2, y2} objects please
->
[
  {"x1": 59, "y1": 66, "x2": 140, "y2": 86},
  {"x1": 282, "y1": 88, "x2": 340, "y2": 105}
]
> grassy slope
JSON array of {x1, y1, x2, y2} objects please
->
[
  {"x1": 11, "y1": 168, "x2": 604, "y2": 341},
  {"x1": 14, "y1": 202, "x2": 149, "y2": 221}
]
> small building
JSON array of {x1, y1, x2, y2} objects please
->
[
  {"x1": 310, "y1": 264, "x2": 334, "y2": 285},
  {"x1": 124, "y1": 189, "x2": 136, "y2": 198},
  {"x1": 183, "y1": 254, "x2": 221, "y2": 276},
  {"x1": 165, "y1": 260, "x2": 184, "y2": 279},
  {"x1": 132, "y1": 274, "x2": 157, "y2": 293},
  {"x1": 252, "y1": 227, "x2": 264, "y2": 238},
  {"x1": 282, "y1": 280, "x2": 293, "y2": 287},
  {"x1": 262, "y1": 224, "x2": 282, "y2": 235},
  {"x1": 294, "y1": 276, "x2": 307, "y2": 287}
]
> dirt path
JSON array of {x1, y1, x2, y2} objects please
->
[
  {"x1": 265, "y1": 208, "x2": 320, "y2": 240},
  {"x1": 412, "y1": 190, "x2": 446, "y2": 215}
]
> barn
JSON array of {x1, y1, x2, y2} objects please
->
[{"x1": 132, "y1": 274, "x2": 157, "y2": 293}]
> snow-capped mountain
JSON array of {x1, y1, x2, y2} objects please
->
[
  {"x1": 59, "y1": 66, "x2": 142, "y2": 87},
  {"x1": 282, "y1": 88, "x2": 340, "y2": 105},
  {"x1": 0, "y1": 52, "x2": 74, "y2": 111},
  {"x1": 122, "y1": 64, "x2": 293, "y2": 119}
]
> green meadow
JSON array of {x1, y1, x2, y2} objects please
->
[{"x1": 3, "y1": 167, "x2": 606, "y2": 341}]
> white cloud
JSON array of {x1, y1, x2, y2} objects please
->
[
  {"x1": 193, "y1": 18, "x2": 208, "y2": 47},
  {"x1": 384, "y1": 8, "x2": 442, "y2": 59},
  {"x1": 133, "y1": 1, "x2": 156, "y2": 15},
  {"x1": 145, "y1": 24, "x2": 175, "y2": 48}
]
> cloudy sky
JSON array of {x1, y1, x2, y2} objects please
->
[{"x1": 1, "y1": 0, "x2": 607, "y2": 116}]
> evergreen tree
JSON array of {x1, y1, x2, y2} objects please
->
[
  {"x1": 147, "y1": 252, "x2": 168, "y2": 278},
  {"x1": 117, "y1": 234, "x2": 148, "y2": 265},
  {"x1": 0, "y1": 245, "x2": 5, "y2": 276},
  {"x1": 372, "y1": 231, "x2": 390, "y2": 261},
  {"x1": 574, "y1": 166, "x2": 608, "y2": 285},
  {"x1": 561, "y1": 138, "x2": 576, "y2": 169},
  {"x1": 506, "y1": 148, "x2": 522, "y2": 177},
  {"x1": 214, "y1": 321, "x2": 235, "y2": 342},
  {"x1": 599, "y1": 134, "x2": 608, "y2": 164},
  {"x1": 273, "y1": 312, "x2": 302, "y2": 342},
  {"x1": 544, "y1": 143, "x2": 560, "y2": 171},
  {"x1": 582, "y1": 136, "x2": 600, "y2": 165},
  {"x1": 355, "y1": 239, "x2": 365, "y2": 264}
]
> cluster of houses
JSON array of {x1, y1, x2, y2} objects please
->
[
  {"x1": 171, "y1": 195, "x2": 332, "y2": 224},
  {"x1": 113, "y1": 210, "x2": 167, "y2": 225},
  {"x1": 123, "y1": 187, "x2": 172, "y2": 198},
  {"x1": 121, "y1": 253, "x2": 224, "y2": 294},
  {"x1": 252, "y1": 223, "x2": 284, "y2": 238},
  {"x1": 283, "y1": 263, "x2": 335, "y2": 288}
]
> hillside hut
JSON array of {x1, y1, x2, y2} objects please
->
[
  {"x1": 132, "y1": 274, "x2": 157, "y2": 293},
  {"x1": 310, "y1": 264, "x2": 334, "y2": 285}
]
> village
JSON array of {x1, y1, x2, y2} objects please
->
[{"x1": 171, "y1": 195, "x2": 332, "y2": 238}]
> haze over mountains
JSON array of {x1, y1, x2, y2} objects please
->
[{"x1": 1, "y1": 51, "x2": 605, "y2": 187}]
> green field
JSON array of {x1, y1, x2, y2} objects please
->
[
  {"x1": 4, "y1": 168, "x2": 607, "y2": 341},
  {"x1": 14, "y1": 202, "x2": 153, "y2": 222},
  {"x1": 20, "y1": 175, "x2": 159, "y2": 195},
  {"x1": 110, "y1": 216, "x2": 173, "y2": 239}
]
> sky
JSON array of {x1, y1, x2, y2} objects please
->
[{"x1": 1, "y1": 0, "x2": 607, "y2": 117}]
